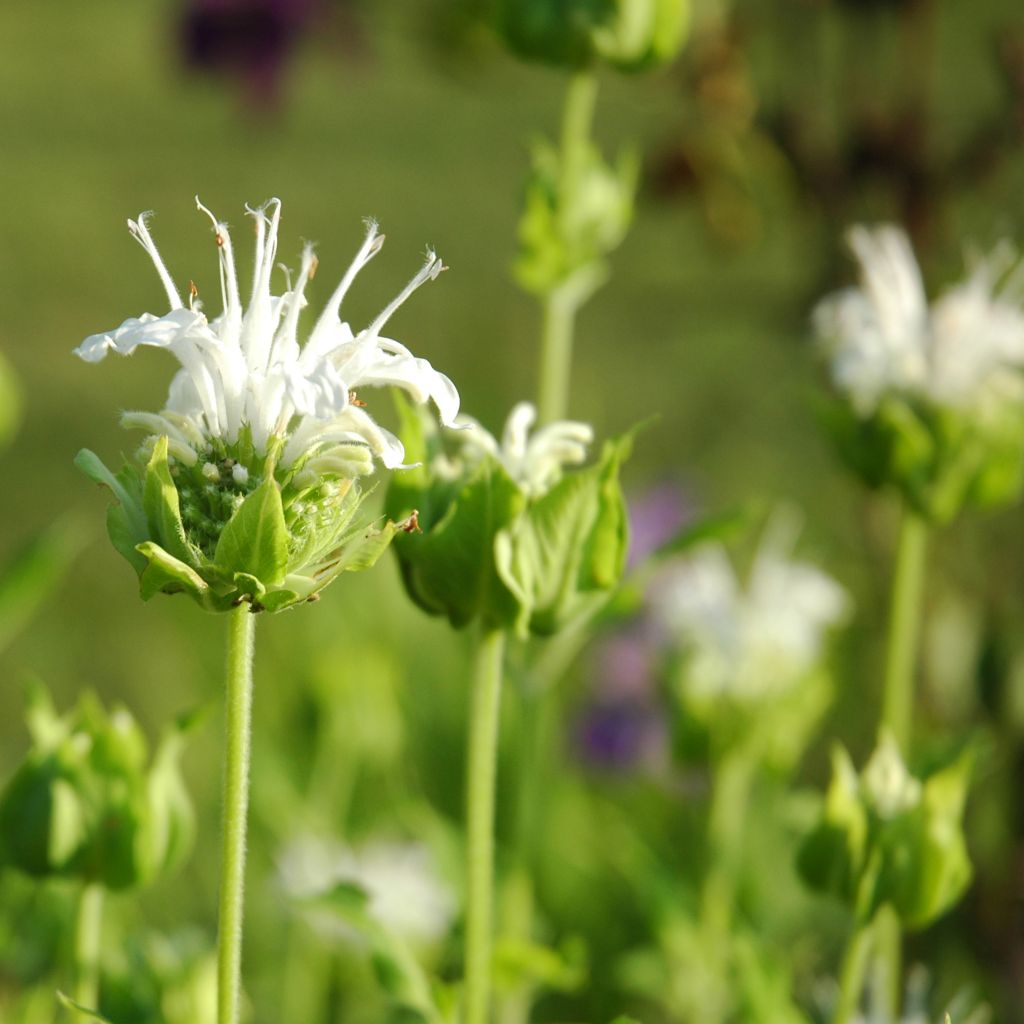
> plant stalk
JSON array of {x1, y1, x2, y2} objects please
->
[
  {"x1": 538, "y1": 68, "x2": 599, "y2": 425},
  {"x1": 831, "y1": 919, "x2": 873, "y2": 1024},
  {"x1": 217, "y1": 604, "x2": 257, "y2": 1024},
  {"x1": 464, "y1": 626, "x2": 507, "y2": 1024},
  {"x1": 881, "y1": 507, "x2": 928, "y2": 752},
  {"x1": 73, "y1": 882, "x2": 104, "y2": 1011}
]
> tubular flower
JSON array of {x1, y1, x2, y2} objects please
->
[
  {"x1": 452, "y1": 401, "x2": 594, "y2": 498},
  {"x1": 812, "y1": 224, "x2": 1024, "y2": 521},
  {"x1": 75, "y1": 199, "x2": 460, "y2": 612}
]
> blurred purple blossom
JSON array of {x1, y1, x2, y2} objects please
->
[
  {"x1": 180, "y1": 0, "x2": 320, "y2": 107},
  {"x1": 627, "y1": 482, "x2": 693, "y2": 569},
  {"x1": 574, "y1": 697, "x2": 668, "y2": 773}
]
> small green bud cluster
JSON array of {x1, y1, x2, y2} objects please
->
[
  {"x1": 77, "y1": 431, "x2": 409, "y2": 614},
  {"x1": 798, "y1": 733, "x2": 973, "y2": 930},
  {"x1": 0, "y1": 682, "x2": 195, "y2": 891},
  {"x1": 516, "y1": 140, "x2": 637, "y2": 302},
  {"x1": 495, "y1": 0, "x2": 690, "y2": 73},
  {"x1": 386, "y1": 397, "x2": 631, "y2": 637}
]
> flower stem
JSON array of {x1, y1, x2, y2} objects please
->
[
  {"x1": 831, "y1": 919, "x2": 873, "y2": 1024},
  {"x1": 464, "y1": 626, "x2": 507, "y2": 1024},
  {"x1": 217, "y1": 604, "x2": 256, "y2": 1024},
  {"x1": 874, "y1": 505, "x2": 928, "y2": 1022},
  {"x1": 73, "y1": 882, "x2": 104, "y2": 1011},
  {"x1": 882, "y1": 507, "x2": 929, "y2": 752},
  {"x1": 538, "y1": 68, "x2": 599, "y2": 425}
]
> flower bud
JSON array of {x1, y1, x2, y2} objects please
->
[
  {"x1": 797, "y1": 733, "x2": 973, "y2": 929},
  {"x1": 0, "y1": 683, "x2": 196, "y2": 891},
  {"x1": 386, "y1": 397, "x2": 631, "y2": 637}
]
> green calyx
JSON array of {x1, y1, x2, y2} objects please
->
[
  {"x1": 797, "y1": 734, "x2": 973, "y2": 930},
  {"x1": 495, "y1": 0, "x2": 689, "y2": 72},
  {"x1": 385, "y1": 397, "x2": 631, "y2": 637},
  {"x1": 0, "y1": 681, "x2": 196, "y2": 891},
  {"x1": 822, "y1": 393, "x2": 1024, "y2": 524},
  {"x1": 76, "y1": 433, "x2": 408, "y2": 613}
]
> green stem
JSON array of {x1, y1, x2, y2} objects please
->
[
  {"x1": 217, "y1": 605, "x2": 257, "y2": 1024},
  {"x1": 881, "y1": 507, "x2": 929, "y2": 752},
  {"x1": 701, "y1": 752, "x2": 755, "y2": 942},
  {"x1": 464, "y1": 627, "x2": 507, "y2": 1024},
  {"x1": 875, "y1": 506, "x2": 928, "y2": 1022},
  {"x1": 831, "y1": 920, "x2": 873, "y2": 1024},
  {"x1": 537, "y1": 69, "x2": 599, "y2": 425},
  {"x1": 73, "y1": 882, "x2": 104, "y2": 1011}
]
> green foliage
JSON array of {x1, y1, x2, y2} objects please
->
[
  {"x1": 820, "y1": 394, "x2": 1024, "y2": 524},
  {"x1": 798, "y1": 735, "x2": 973, "y2": 930},
  {"x1": 0, "y1": 683, "x2": 197, "y2": 891},
  {"x1": 493, "y1": 0, "x2": 689, "y2": 72},
  {"x1": 76, "y1": 437, "x2": 409, "y2": 613}
]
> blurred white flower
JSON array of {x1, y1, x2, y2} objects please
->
[
  {"x1": 860, "y1": 730, "x2": 922, "y2": 820},
  {"x1": 278, "y1": 834, "x2": 456, "y2": 946},
  {"x1": 813, "y1": 224, "x2": 1024, "y2": 414},
  {"x1": 655, "y1": 520, "x2": 848, "y2": 701},
  {"x1": 452, "y1": 401, "x2": 593, "y2": 497},
  {"x1": 75, "y1": 199, "x2": 459, "y2": 473}
]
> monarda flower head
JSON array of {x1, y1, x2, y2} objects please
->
[
  {"x1": 813, "y1": 225, "x2": 1024, "y2": 522},
  {"x1": 75, "y1": 199, "x2": 459, "y2": 612},
  {"x1": 387, "y1": 398, "x2": 630, "y2": 636}
]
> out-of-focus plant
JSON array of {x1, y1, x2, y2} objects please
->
[
  {"x1": 811, "y1": 223, "x2": 1024, "y2": 1023},
  {"x1": 0, "y1": 683, "x2": 197, "y2": 1017},
  {"x1": 74, "y1": 198, "x2": 461, "y2": 1024},
  {"x1": 646, "y1": 517, "x2": 847, "y2": 1024},
  {"x1": 799, "y1": 736, "x2": 973, "y2": 1024}
]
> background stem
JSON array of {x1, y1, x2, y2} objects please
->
[
  {"x1": 217, "y1": 605, "x2": 256, "y2": 1024},
  {"x1": 464, "y1": 626, "x2": 507, "y2": 1024},
  {"x1": 73, "y1": 882, "x2": 104, "y2": 1012},
  {"x1": 831, "y1": 919, "x2": 873, "y2": 1024},
  {"x1": 538, "y1": 68, "x2": 599, "y2": 426},
  {"x1": 882, "y1": 507, "x2": 929, "y2": 752}
]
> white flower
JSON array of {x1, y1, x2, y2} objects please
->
[
  {"x1": 74, "y1": 199, "x2": 460, "y2": 474},
  {"x1": 655, "y1": 519, "x2": 847, "y2": 701},
  {"x1": 861, "y1": 731, "x2": 922, "y2": 820},
  {"x1": 452, "y1": 401, "x2": 594, "y2": 497},
  {"x1": 278, "y1": 834, "x2": 456, "y2": 946},
  {"x1": 813, "y1": 224, "x2": 1024, "y2": 414}
]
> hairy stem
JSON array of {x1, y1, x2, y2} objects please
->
[
  {"x1": 217, "y1": 604, "x2": 256, "y2": 1024},
  {"x1": 464, "y1": 627, "x2": 507, "y2": 1024}
]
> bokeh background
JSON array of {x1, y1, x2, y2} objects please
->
[{"x1": 2, "y1": 0, "x2": 1024, "y2": 1020}]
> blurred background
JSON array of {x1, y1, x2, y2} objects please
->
[{"x1": 2, "y1": 0, "x2": 1024, "y2": 1020}]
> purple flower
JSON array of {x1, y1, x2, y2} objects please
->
[{"x1": 627, "y1": 482, "x2": 693, "y2": 568}]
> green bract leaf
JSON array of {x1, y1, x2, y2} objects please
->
[
  {"x1": 75, "y1": 449, "x2": 149, "y2": 573},
  {"x1": 390, "y1": 457, "x2": 527, "y2": 630},
  {"x1": 496, "y1": 434, "x2": 630, "y2": 636},
  {"x1": 57, "y1": 991, "x2": 115, "y2": 1022},
  {"x1": 136, "y1": 542, "x2": 215, "y2": 608},
  {"x1": 214, "y1": 475, "x2": 289, "y2": 587},
  {"x1": 143, "y1": 437, "x2": 196, "y2": 566}
]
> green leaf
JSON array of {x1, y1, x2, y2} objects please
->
[
  {"x1": 75, "y1": 449, "x2": 149, "y2": 572},
  {"x1": 394, "y1": 458, "x2": 527, "y2": 630},
  {"x1": 143, "y1": 436, "x2": 195, "y2": 566},
  {"x1": 496, "y1": 435, "x2": 630, "y2": 636},
  {"x1": 57, "y1": 991, "x2": 115, "y2": 1022},
  {"x1": 135, "y1": 541, "x2": 215, "y2": 607},
  {"x1": 214, "y1": 475, "x2": 289, "y2": 587}
]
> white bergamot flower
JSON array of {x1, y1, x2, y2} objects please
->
[
  {"x1": 813, "y1": 224, "x2": 1024, "y2": 414},
  {"x1": 75, "y1": 198, "x2": 459, "y2": 473},
  {"x1": 655, "y1": 519, "x2": 848, "y2": 701},
  {"x1": 450, "y1": 401, "x2": 594, "y2": 498}
]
